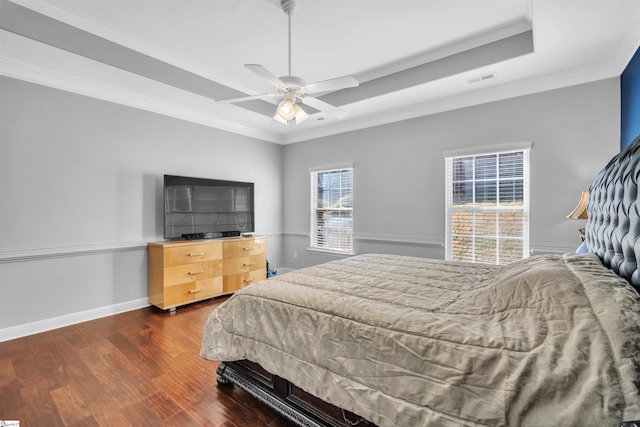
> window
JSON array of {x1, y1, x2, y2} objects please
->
[
  {"x1": 445, "y1": 143, "x2": 530, "y2": 265},
  {"x1": 310, "y1": 167, "x2": 353, "y2": 254}
]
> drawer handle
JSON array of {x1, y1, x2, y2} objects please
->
[
  {"x1": 243, "y1": 278, "x2": 254, "y2": 284},
  {"x1": 188, "y1": 252, "x2": 204, "y2": 257},
  {"x1": 188, "y1": 270, "x2": 204, "y2": 275},
  {"x1": 243, "y1": 262, "x2": 256, "y2": 267},
  {"x1": 242, "y1": 247, "x2": 254, "y2": 251},
  {"x1": 189, "y1": 288, "x2": 203, "y2": 294}
]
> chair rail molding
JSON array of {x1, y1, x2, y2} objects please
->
[{"x1": 0, "y1": 240, "x2": 148, "y2": 263}]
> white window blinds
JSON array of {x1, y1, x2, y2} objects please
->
[
  {"x1": 445, "y1": 146, "x2": 530, "y2": 264},
  {"x1": 310, "y1": 167, "x2": 353, "y2": 253}
]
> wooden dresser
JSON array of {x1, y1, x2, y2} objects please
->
[{"x1": 148, "y1": 236, "x2": 266, "y2": 310}]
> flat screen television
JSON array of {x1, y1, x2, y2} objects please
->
[{"x1": 164, "y1": 175, "x2": 255, "y2": 240}]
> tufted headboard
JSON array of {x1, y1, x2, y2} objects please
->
[{"x1": 586, "y1": 134, "x2": 640, "y2": 292}]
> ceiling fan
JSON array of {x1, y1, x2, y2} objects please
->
[{"x1": 216, "y1": 0, "x2": 359, "y2": 125}]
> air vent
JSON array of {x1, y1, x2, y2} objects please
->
[{"x1": 469, "y1": 73, "x2": 496, "y2": 83}]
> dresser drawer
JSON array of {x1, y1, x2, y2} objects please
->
[
  {"x1": 223, "y1": 254, "x2": 266, "y2": 275},
  {"x1": 163, "y1": 277, "x2": 223, "y2": 308},
  {"x1": 164, "y1": 242, "x2": 222, "y2": 267},
  {"x1": 223, "y1": 269, "x2": 267, "y2": 293},
  {"x1": 224, "y1": 237, "x2": 266, "y2": 258},
  {"x1": 164, "y1": 260, "x2": 222, "y2": 287}
]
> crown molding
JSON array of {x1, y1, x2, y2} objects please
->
[
  {"x1": 356, "y1": 19, "x2": 533, "y2": 85},
  {"x1": 279, "y1": 62, "x2": 623, "y2": 144},
  {"x1": 0, "y1": 51, "x2": 284, "y2": 144},
  {"x1": 8, "y1": 0, "x2": 254, "y2": 94},
  {"x1": 2, "y1": 43, "x2": 621, "y2": 148},
  {"x1": 1, "y1": 4, "x2": 626, "y2": 148}
]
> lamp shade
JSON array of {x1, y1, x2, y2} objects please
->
[
  {"x1": 566, "y1": 191, "x2": 588, "y2": 219},
  {"x1": 275, "y1": 98, "x2": 296, "y2": 121},
  {"x1": 273, "y1": 97, "x2": 309, "y2": 125}
]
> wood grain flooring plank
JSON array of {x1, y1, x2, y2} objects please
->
[
  {"x1": 28, "y1": 412, "x2": 66, "y2": 427},
  {"x1": 0, "y1": 380, "x2": 22, "y2": 420},
  {"x1": 121, "y1": 399, "x2": 166, "y2": 426},
  {"x1": 18, "y1": 380, "x2": 59, "y2": 424},
  {"x1": 144, "y1": 390, "x2": 183, "y2": 420},
  {"x1": 49, "y1": 383, "x2": 93, "y2": 425},
  {"x1": 37, "y1": 351, "x2": 71, "y2": 390},
  {"x1": 66, "y1": 361, "x2": 106, "y2": 401},
  {"x1": 184, "y1": 399, "x2": 235, "y2": 427},
  {"x1": 162, "y1": 409, "x2": 204, "y2": 427},
  {"x1": 0, "y1": 356, "x2": 17, "y2": 388},
  {"x1": 84, "y1": 392, "x2": 133, "y2": 427}
]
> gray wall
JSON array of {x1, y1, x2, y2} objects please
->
[
  {"x1": 0, "y1": 75, "x2": 622, "y2": 340},
  {"x1": 282, "y1": 78, "x2": 621, "y2": 269},
  {"x1": 0, "y1": 76, "x2": 283, "y2": 338}
]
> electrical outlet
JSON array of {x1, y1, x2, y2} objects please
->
[{"x1": 293, "y1": 251, "x2": 298, "y2": 259}]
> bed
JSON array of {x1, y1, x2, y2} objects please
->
[{"x1": 201, "y1": 136, "x2": 640, "y2": 427}]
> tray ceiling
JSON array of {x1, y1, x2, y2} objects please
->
[{"x1": 1, "y1": 0, "x2": 639, "y2": 144}]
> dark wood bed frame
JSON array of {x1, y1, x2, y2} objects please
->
[
  {"x1": 216, "y1": 360, "x2": 376, "y2": 427},
  {"x1": 217, "y1": 359, "x2": 639, "y2": 427},
  {"x1": 215, "y1": 134, "x2": 640, "y2": 427}
]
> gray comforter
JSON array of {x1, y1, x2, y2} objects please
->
[{"x1": 201, "y1": 253, "x2": 640, "y2": 427}]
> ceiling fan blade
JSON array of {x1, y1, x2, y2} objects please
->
[
  {"x1": 304, "y1": 75, "x2": 359, "y2": 94},
  {"x1": 300, "y1": 96, "x2": 349, "y2": 119},
  {"x1": 245, "y1": 64, "x2": 286, "y2": 88},
  {"x1": 216, "y1": 93, "x2": 279, "y2": 104}
]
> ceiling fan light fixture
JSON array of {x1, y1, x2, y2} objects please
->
[
  {"x1": 218, "y1": 0, "x2": 358, "y2": 125},
  {"x1": 273, "y1": 112, "x2": 288, "y2": 125},
  {"x1": 293, "y1": 104, "x2": 309, "y2": 124},
  {"x1": 274, "y1": 97, "x2": 308, "y2": 125},
  {"x1": 276, "y1": 97, "x2": 296, "y2": 121}
]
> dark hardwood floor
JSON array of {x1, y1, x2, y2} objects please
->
[{"x1": 0, "y1": 297, "x2": 296, "y2": 427}]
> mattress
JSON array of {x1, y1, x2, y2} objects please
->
[{"x1": 201, "y1": 253, "x2": 640, "y2": 427}]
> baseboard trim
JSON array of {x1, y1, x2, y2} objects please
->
[{"x1": 0, "y1": 297, "x2": 151, "y2": 343}]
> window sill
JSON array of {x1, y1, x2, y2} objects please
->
[{"x1": 307, "y1": 247, "x2": 353, "y2": 258}]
